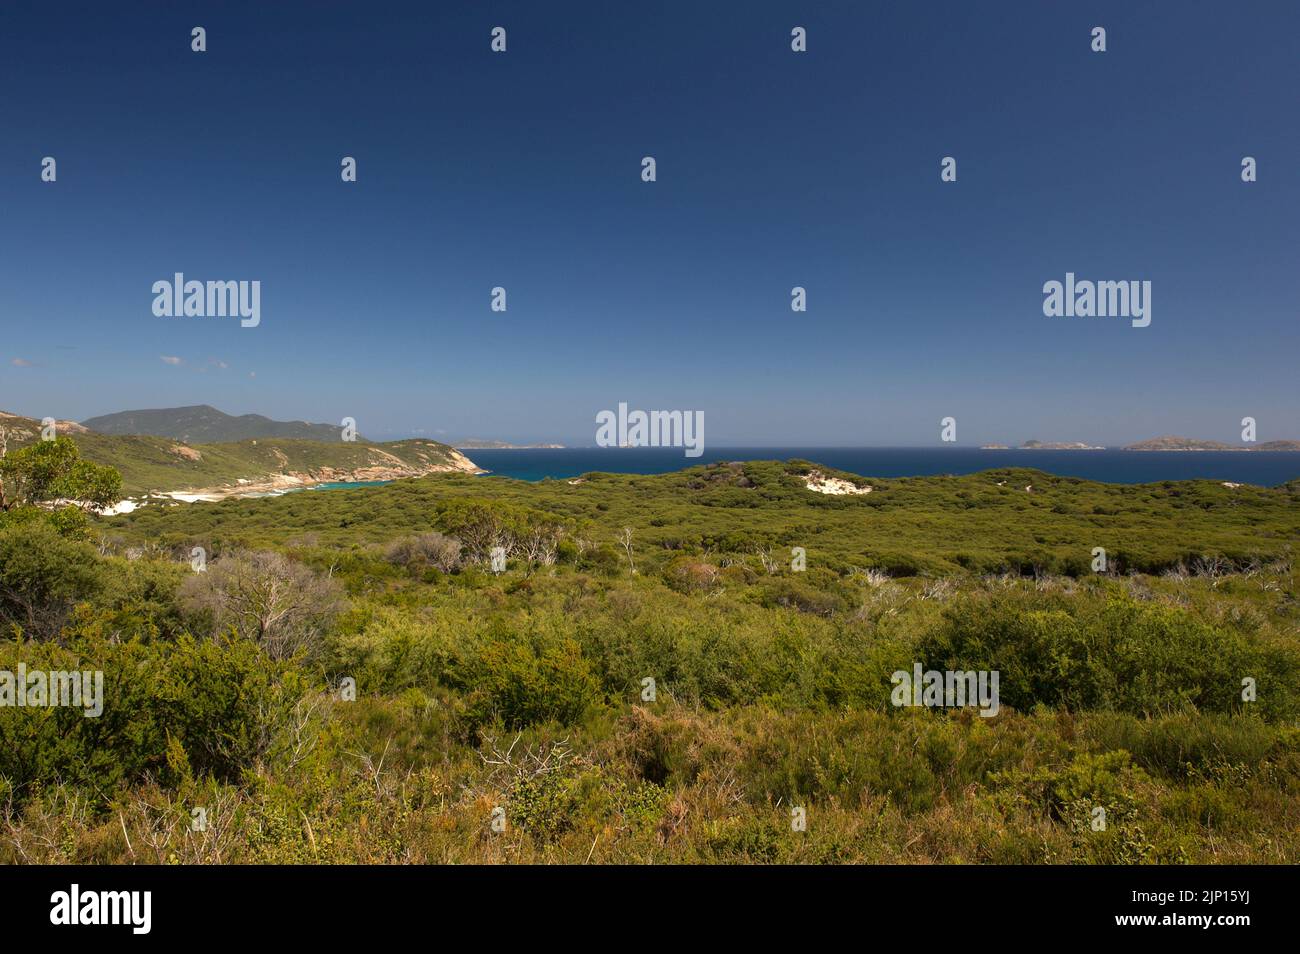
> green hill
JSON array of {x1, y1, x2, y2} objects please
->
[
  {"x1": 0, "y1": 411, "x2": 480, "y2": 495},
  {"x1": 81, "y1": 404, "x2": 352, "y2": 442}
]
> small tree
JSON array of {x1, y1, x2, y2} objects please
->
[
  {"x1": 385, "y1": 532, "x2": 462, "y2": 572},
  {"x1": 179, "y1": 550, "x2": 345, "y2": 661},
  {"x1": 442, "y1": 504, "x2": 515, "y2": 564},
  {"x1": 0, "y1": 435, "x2": 122, "y2": 532},
  {"x1": 519, "y1": 523, "x2": 564, "y2": 572},
  {"x1": 617, "y1": 527, "x2": 636, "y2": 575}
]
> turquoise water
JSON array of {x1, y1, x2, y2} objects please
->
[
  {"x1": 234, "y1": 480, "x2": 393, "y2": 499},
  {"x1": 310, "y1": 480, "x2": 393, "y2": 491},
  {"x1": 465, "y1": 447, "x2": 1300, "y2": 487}
]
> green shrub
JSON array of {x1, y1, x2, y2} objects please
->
[
  {"x1": 0, "y1": 623, "x2": 305, "y2": 807},
  {"x1": 918, "y1": 593, "x2": 1295, "y2": 718},
  {"x1": 0, "y1": 522, "x2": 105, "y2": 639},
  {"x1": 464, "y1": 637, "x2": 602, "y2": 729}
]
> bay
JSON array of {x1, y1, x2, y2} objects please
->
[{"x1": 464, "y1": 447, "x2": 1300, "y2": 487}]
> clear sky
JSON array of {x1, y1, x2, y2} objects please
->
[{"x1": 1, "y1": 0, "x2": 1296, "y2": 445}]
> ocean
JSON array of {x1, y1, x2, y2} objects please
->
[{"x1": 462, "y1": 447, "x2": 1300, "y2": 487}]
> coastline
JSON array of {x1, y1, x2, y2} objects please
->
[
  {"x1": 464, "y1": 446, "x2": 1300, "y2": 487},
  {"x1": 95, "y1": 449, "x2": 486, "y2": 511}
]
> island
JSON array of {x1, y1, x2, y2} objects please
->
[
  {"x1": 1020, "y1": 440, "x2": 1106, "y2": 450},
  {"x1": 1124, "y1": 436, "x2": 1300, "y2": 452}
]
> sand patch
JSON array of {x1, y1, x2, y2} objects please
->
[{"x1": 803, "y1": 471, "x2": 872, "y2": 495}]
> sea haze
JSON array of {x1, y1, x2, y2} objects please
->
[{"x1": 466, "y1": 448, "x2": 1300, "y2": 487}]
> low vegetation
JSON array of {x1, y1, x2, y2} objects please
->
[{"x1": 1, "y1": 449, "x2": 1297, "y2": 863}]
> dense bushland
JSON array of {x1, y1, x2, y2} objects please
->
[
  {"x1": 1, "y1": 457, "x2": 1298, "y2": 863},
  {"x1": 108, "y1": 460, "x2": 1300, "y2": 576}
]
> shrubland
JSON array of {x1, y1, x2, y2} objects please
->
[{"x1": 1, "y1": 454, "x2": 1297, "y2": 863}]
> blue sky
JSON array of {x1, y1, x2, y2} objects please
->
[{"x1": 1, "y1": 0, "x2": 1296, "y2": 445}]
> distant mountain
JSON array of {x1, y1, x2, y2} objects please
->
[
  {"x1": 82, "y1": 405, "x2": 352, "y2": 443},
  {"x1": 1, "y1": 410, "x2": 481, "y2": 497},
  {"x1": 1125, "y1": 436, "x2": 1300, "y2": 451}
]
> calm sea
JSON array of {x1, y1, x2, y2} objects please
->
[{"x1": 462, "y1": 447, "x2": 1300, "y2": 487}]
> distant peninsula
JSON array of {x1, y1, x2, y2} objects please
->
[
  {"x1": 1124, "y1": 436, "x2": 1300, "y2": 452},
  {"x1": 453, "y1": 439, "x2": 566, "y2": 449},
  {"x1": 980, "y1": 440, "x2": 1106, "y2": 450}
]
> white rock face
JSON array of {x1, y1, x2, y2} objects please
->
[{"x1": 803, "y1": 471, "x2": 872, "y2": 495}]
